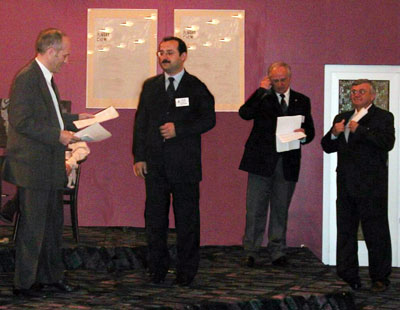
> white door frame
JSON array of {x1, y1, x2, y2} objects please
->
[{"x1": 322, "y1": 65, "x2": 400, "y2": 266}]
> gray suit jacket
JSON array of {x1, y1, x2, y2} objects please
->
[{"x1": 2, "y1": 60, "x2": 78, "y2": 190}]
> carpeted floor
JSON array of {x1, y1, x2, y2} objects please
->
[{"x1": 0, "y1": 226, "x2": 399, "y2": 309}]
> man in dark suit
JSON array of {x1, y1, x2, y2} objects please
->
[
  {"x1": 2, "y1": 28, "x2": 92, "y2": 297},
  {"x1": 321, "y1": 79, "x2": 394, "y2": 292},
  {"x1": 132, "y1": 36, "x2": 215, "y2": 286},
  {"x1": 239, "y1": 62, "x2": 314, "y2": 267}
]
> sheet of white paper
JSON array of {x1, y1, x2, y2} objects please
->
[
  {"x1": 74, "y1": 122, "x2": 112, "y2": 142},
  {"x1": 73, "y1": 106, "x2": 119, "y2": 129},
  {"x1": 276, "y1": 115, "x2": 305, "y2": 153},
  {"x1": 278, "y1": 131, "x2": 307, "y2": 143}
]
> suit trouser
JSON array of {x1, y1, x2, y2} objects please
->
[
  {"x1": 242, "y1": 158, "x2": 296, "y2": 261},
  {"x1": 14, "y1": 187, "x2": 64, "y2": 289},
  {"x1": 145, "y1": 174, "x2": 200, "y2": 281},
  {"x1": 336, "y1": 188, "x2": 391, "y2": 284}
]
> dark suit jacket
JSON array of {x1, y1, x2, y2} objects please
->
[
  {"x1": 133, "y1": 71, "x2": 215, "y2": 183},
  {"x1": 321, "y1": 105, "x2": 395, "y2": 197},
  {"x1": 239, "y1": 88, "x2": 315, "y2": 182},
  {"x1": 2, "y1": 60, "x2": 78, "y2": 190}
]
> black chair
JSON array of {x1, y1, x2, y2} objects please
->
[{"x1": 13, "y1": 162, "x2": 84, "y2": 243}]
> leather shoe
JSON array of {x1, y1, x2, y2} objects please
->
[
  {"x1": 348, "y1": 281, "x2": 362, "y2": 290},
  {"x1": 371, "y1": 281, "x2": 388, "y2": 292},
  {"x1": 241, "y1": 256, "x2": 255, "y2": 267},
  {"x1": 272, "y1": 256, "x2": 288, "y2": 267},
  {"x1": 173, "y1": 275, "x2": 194, "y2": 287},
  {"x1": 0, "y1": 212, "x2": 13, "y2": 224},
  {"x1": 13, "y1": 287, "x2": 45, "y2": 298},
  {"x1": 49, "y1": 280, "x2": 78, "y2": 292},
  {"x1": 150, "y1": 272, "x2": 166, "y2": 284}
]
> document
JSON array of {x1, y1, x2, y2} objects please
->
[
  {"x1": 73, "y1": 106, "x2": 119, "y2": 129},
  {"x1": 74, "y1": 122, "x2": 112, "y2": 142},
  {"x1": 276, "y1": 115, "x2": 306, "y2": 153}
]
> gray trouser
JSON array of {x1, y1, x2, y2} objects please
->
[{"x1": 242, "y1": 158, "x2": 296, "y2": 261}]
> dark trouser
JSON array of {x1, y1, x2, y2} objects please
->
[
  {"x1": 242, "y1": 158, "x2": 296, "y2": 261},
  {"x1": 145, "y1": 174, "x2": 200, "y2": 282},
  {"x1": 336, "y1": 188, "x2": 391, "y2": 284},
  {"x1": 14, "y1": 187, "x2": 64, "y2": 289}
]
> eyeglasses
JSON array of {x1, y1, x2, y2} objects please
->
[
  {"x1": 351, "y1": 89, "x2": 368, "y2": 95},
  {"x1": 156, "y1": 50, "x2": 176, "y2": 57}
]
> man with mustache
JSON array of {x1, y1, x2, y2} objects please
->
[{"x1": 133, "y1": 36, "x2": 215, "y2": 286}]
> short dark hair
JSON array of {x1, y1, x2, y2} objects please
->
[
  {"x1": 351, "y1": 79, "x2": 376, "y2": 94},
  {"x1": 36, "y1": 28, "x2": 66, "y2": 54},
  {"x1": 160, "y1": 36, "x2": 187, "y2": 55}
]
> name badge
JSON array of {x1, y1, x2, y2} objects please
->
[{"x1": 175, "y1": 97, "x2": 189, "y2": 107}]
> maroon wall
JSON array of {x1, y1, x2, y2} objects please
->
[{"x1": 0, "y1": 0, "x2": 399, "y2": 258}]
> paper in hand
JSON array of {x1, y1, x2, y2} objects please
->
[{"x1": 73, "y1": 106, "x2": 119, "y2": 129}]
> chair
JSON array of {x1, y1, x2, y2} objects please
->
[{"x1": 12, "y1": 161, "x2": 84, "y2": 243}]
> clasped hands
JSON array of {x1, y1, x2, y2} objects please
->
[
  {"x1": 331, "y1": 119, "x2": 359, "y2": 137},
  {"x1": 59, "y1": 113, "x2": 94, "y2": 146}
]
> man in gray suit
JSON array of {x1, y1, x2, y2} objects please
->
[{"x1": 2, "y1": 28, "x2": 92, "y2": 297}]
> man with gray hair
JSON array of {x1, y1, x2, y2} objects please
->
[
  {"x1": 321, "y1": 79, "x2": 394, "y2": 292},
  {"x1": 239, "y1": 62, "x2": 314, "y2": 268}
]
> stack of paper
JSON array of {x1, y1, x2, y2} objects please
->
[
  {"x1": 73, "y1": 106, "x2": 119, "y2": 142},
  {"x1": 276, "y1": 115, "x2": 306, "y2": 153}
]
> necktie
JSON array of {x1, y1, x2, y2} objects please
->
[
  {"x1": 167, "y1": 77, "x2": 175, "y2": 100},
  {"x1": 280, "y1": 93, "x2": 288, "y2": 114},
  {"x1": 51, "y1": 78, "x2": 60, "y2": 102}
]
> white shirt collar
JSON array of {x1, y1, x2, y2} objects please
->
[{"x1": 35, "y1": 58, "x2": 53, "y2": 84}]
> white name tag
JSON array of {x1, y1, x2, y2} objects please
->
[{"x1": 175, "y1": 97, "x2": 189, "y2": 107}]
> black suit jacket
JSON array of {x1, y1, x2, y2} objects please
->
[
  {"x1": 2, "y1": 60, "x2": 78, "y2": 190},
  {"x1": 239, "y1": 88, "x2": 315, "y2": 182},
  {"x1": 133, "y1": 71, "x2": 215, "y2": 183},
  {"x1": 321, "y1": 105, "x2": 395, "y2": 197}
]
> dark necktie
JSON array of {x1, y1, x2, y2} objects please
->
[
  {"x1": 51, "y1": 77, "x2": 60, "y2": 102},
  {"x1": 280, "y1": 93, "x2": 288, "y2": 114},
  {"x1": 167, "y1": 77, "x2": 175, "y2": 100}
]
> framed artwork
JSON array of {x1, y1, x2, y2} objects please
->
[
  {"x1": 87, "y1": 9, "x2": 158, "y2": 109},
  {"x1": 174, "y1": 10, "x2": 245, "y2": 111},
  {"x1": 322, "y1": 65, "x2": 400, "y2": 267}
]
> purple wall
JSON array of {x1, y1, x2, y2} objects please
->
[{"x1": 0, "y1": 0, "x2": 399, "y2": 258}]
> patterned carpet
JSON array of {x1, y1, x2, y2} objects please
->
[{"x1": 0, "y1": 226, "x2": 398, "y2": 309}]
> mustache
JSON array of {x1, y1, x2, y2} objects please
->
[{"x1": 162, "y1": 60, "x2": 170, "y2": 64}]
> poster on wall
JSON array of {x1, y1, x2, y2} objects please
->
[
  {"x1": 87, "y1": 9, "x2": 157, "y2": 109},
  {"x1": 174, "y1": 10, "x2": 245, "y2": 111}
]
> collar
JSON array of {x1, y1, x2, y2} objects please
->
[
  {"x1": 164, "y1": 69, "x2": 185, "y2": 85},
  {"x1": 35, "y1": 58, "x2": 53, "y2": 84}
]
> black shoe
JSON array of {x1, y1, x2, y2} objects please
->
[
  {"x1": 371, "y1": 281, "x2": 388, "y2": 292},
  {"x1": 241, "y1": 256, "x2": 255, "y2": 267},
  {"x1": 173, "y1": 275, "x2": 194, "y2": 287},
  {"x1": 0, "y1": 212, "x2": 13, "y2": 224},
  {"x1": 272, "y1": 256, "x2": 288, "y2": 267},
  {"x1": 150, "y1": 272, "x2": 166, "y2": 284},
  {"x1": 48, "y1": 280, "x2": 78, "y2": 293},
  {"x1": 13, "y1": 287, "x2": 45, "y2": 298},
  {"x1": 348, "y1": 281, "x2": 362, "y2": 291}
]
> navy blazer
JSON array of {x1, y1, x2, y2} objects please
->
[
  {"x1": 2, "y1": 60, "x2": 78, "y2": 190},
  {"x1": 239, "y1": 88, "x2": 315, "y2": 182},
  {"x1": 321, "y1": 104, "x2": 395, "y2": 197},
  {"x1": 133, "y1": 71, "x2": 215, "y2": 183}
]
